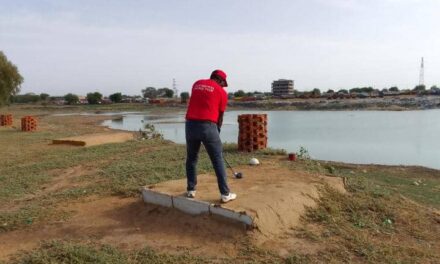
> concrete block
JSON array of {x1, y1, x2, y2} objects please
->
[
  {"x1": 210, "y1": 205, "x2": 253, "y2": 226},
  {"x1": 142, "y1": 188, "x2": 173, "y2": 208},
  {"x1": 172, "y1": 196, "x2": 210, "y2": 215}
]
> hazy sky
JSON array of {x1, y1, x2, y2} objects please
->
[{"x1": 1, "y1": 0, "x2": 439, "y2": 96}]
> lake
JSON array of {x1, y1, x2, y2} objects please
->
[{"x1": 102, "y1": 110, "x2": 440, "y2": 170}]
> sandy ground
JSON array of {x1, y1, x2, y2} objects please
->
[
  {"x1": 150, "y1": 159, "x2": 345, "y2": 244},
  {"x1": 52, "y1": 132, "x2": 134, "y2": 146},
  {"x1": 0, "y1": 195, "x2": 246, "y2": 260}
]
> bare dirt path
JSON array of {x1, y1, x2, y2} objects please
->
[{"x1": 0, "y1": 195, "x2": 246, "y2": 261}]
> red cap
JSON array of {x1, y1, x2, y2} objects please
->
[{"x1": 212, "y1": 69, "x2": 228, "y2": 87}]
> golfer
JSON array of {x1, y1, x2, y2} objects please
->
[{"x1": 185, "y1": 69, "x2": 237, "y2": 203}]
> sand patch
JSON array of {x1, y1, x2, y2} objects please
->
[{"x1": 52, "y1": 132, "x2": 134, "y2": 147}]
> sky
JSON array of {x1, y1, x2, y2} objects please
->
[{"x1": 1, "y1": 0, "x2": 440, "y2": 96}]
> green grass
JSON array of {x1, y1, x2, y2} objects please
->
[
  {"x1": 5, "y1": 239, "x2": 293, "y2": 264},
  {"x1": 335, "y1": 164, "x2": 440, "y2": 209},
  {"x1": 7, "y1": 241, "x2": 210, "y2": 264},
  {"x1": 283, "y1": 172, "x2": 440, "y2": 263},
  {"x1": 285, "y1": 160, "x2": 440, "y2": 209}
]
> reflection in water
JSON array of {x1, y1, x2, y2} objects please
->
[{"x1": 102, "y1": 110, "x2": 440, "y2": 169}]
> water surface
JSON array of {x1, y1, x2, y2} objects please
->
[{"x1": 102, "y1": 110, "x2": 440, "y2": 170}]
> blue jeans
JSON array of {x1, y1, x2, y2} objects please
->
[{"x1": 185, "y1": 120, "x2": 230, "y2": 195}]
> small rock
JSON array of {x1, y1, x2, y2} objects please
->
[
  {"x1": 413, "y1": 181, "x2": 419, "y2": 186},
  {"x1": 384, "y1": 219, "x2": 393, "y2": 225},
  {"x1": 362, "y1": 169, "x2": 367, "y2": 173}
]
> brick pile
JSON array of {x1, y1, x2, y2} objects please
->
[
  {"x1": 0, "y1": 114, "x2": 13, "y2": 126},
  {"x1": 21, "y1": 116, "x2": 37, "y2": 132},
  {"x1": 237, "y1": 114, "x2": 267, "y2": 152}
]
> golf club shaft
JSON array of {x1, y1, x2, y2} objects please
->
[{"x1": 223, "y1": 156, "x2": 236, "y2": 175}]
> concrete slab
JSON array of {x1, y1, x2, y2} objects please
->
[
  {"x1": 142, "y1": 188, "x2": 173, "y2": 208},
  {"x1": 172, "y1": 196, "x2": 210, "y2": 215},
  {"x1": 209, "y1": 204, "x2": 253, "y2": 226}
]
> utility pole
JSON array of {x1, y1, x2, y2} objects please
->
[{"x1": 419, "y1": 57, "x2": 424, "y2": 86}]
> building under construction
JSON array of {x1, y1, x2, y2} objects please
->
[{"x1": 272, "y1": 79, "x2": 294, "y2": 96}]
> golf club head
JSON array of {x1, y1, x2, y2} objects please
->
[{"x1": 234, "y1": 172, "x2": 243, "y2": 179}]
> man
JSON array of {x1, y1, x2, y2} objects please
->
[{"x1": 185, "y1": 69, "x2": 237, "y2": 203}]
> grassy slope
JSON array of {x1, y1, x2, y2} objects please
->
[{"x1": 1, "y1": 105, "x2": 439, "y2": 263}]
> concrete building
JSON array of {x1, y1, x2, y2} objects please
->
[{"x1": 272, "y1": 79, "x2": 294, "y2": 96}]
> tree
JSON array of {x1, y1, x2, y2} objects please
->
[
  {"x1": 109, "y1": 92, "x2": 122, "y2": 103},
  {"x1": 180, "y1": 92, "x2": 189, "y2": 103},
  {"x1": 142, "y1": 87, "x2": 157, "y2": 99},
  {"x1": 430, "y1": 85, "x2": 440, "y2": 95},
  {"x1": 40, "y1": 93, "x2": 50, "y2": 101},
  {"x1": 389, "y1": 86, "x2": 399, "y2": 92},
  {"x1": 86, "y1": 92, "x2": 102, "y2": 104},
  {"x1": 10, "y1": 93, "x2": 40, "y2": 103},
  {"x1": 349, "y1": 88, "x2": 361, "y2": 93},
  {"x1": 338, "y1": 89, "x2": 348, "y2": 94},
  {"x1": 0, "y1": 51, "x2": 24, "y2": 106},
  {"x1": 311, "y1": 88, "x2": 321, "y2": 97},
  {"x1": 157, "y1": 88, "x2": 174, "y2": 98},
  {"x1": 413, "y1": 85, "x2": 425, "y2": 92},
  {"x1": 234, "y1": 90, "x2": 246, "y2": 97},
  {"x1": 360, "y1": 87, "x2": 374, "y2": 93},
  {"x1": 326, "y1": 89, "x2": 335, "y2": 94},
  {"x1": 64, "y1": 93, "x2": 79, "y2": 105}
]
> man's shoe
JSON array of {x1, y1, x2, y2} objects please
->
[
  {"x1": 187, "y1": 190, "x2": 196, "y2": 198},
  {"x1": 221, "y1": 193, "x2": 237, "y2": 203}
]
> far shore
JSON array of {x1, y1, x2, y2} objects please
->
[
  {"x1": 229, "y1": 95, "x2": 440, "y2": 111},
  {"x1": 2, "y1": 95, "x2": 440, "y2": 112}
]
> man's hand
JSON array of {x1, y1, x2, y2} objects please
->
[{"x1": 217, "y1": 111, "x2": 224, "y2": 134}]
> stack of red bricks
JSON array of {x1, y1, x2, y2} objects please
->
[
  {"x1": 0, "y1": 114, "x2": 13, "y2": 126},
  {"x1": 237, "y1": 114, "x2": 268, "y2": 152},
  {"x1": 21, "y1": 116, "x2": 38, "y2": 132}
]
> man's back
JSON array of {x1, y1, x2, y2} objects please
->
[{"x1": 186, "y1": 79, "x2": 227, "y2": 123}]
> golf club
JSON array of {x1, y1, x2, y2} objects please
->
[{"x1": 223, "y1": 156, "x2": 243, "y2": 179}]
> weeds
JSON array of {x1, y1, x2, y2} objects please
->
[
  {"x1": 8, "y1": 241, "x2": 210, "y2": 264},
  {"x1": 138, "y1": 123, "x2": 163, "y2": 140},
  {"x1": 296, "y1": 146, "x2": 310, "y2": 160},
  {"x1": 293, "y1": 176, "x2": 440, "y2": 263}
]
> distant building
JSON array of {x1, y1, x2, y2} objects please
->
[
  {"x1": 272, "y1": 79, "x2": 294, "y2": 96},
  {"x1": 78, "y1": 96, "x2": 88, "y2": 104}
]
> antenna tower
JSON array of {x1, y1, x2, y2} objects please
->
[
  {"x1": 172, "y1": 78, "x2": 178, "y2": 98},
  {"x1": 419, "y1": 57, "x2": 424, "y2": 86}
]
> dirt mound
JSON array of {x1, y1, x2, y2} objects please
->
[
  {"x1": 52, "y1": 132, "x2": 134, "y2": 147},
  {"x1": 149, "y1": 160, "x2": 346, "y2": 244}
]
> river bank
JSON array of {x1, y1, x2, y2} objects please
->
[{"x1": 229, "y1": 95, "x2": 440, "y2": 111}]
